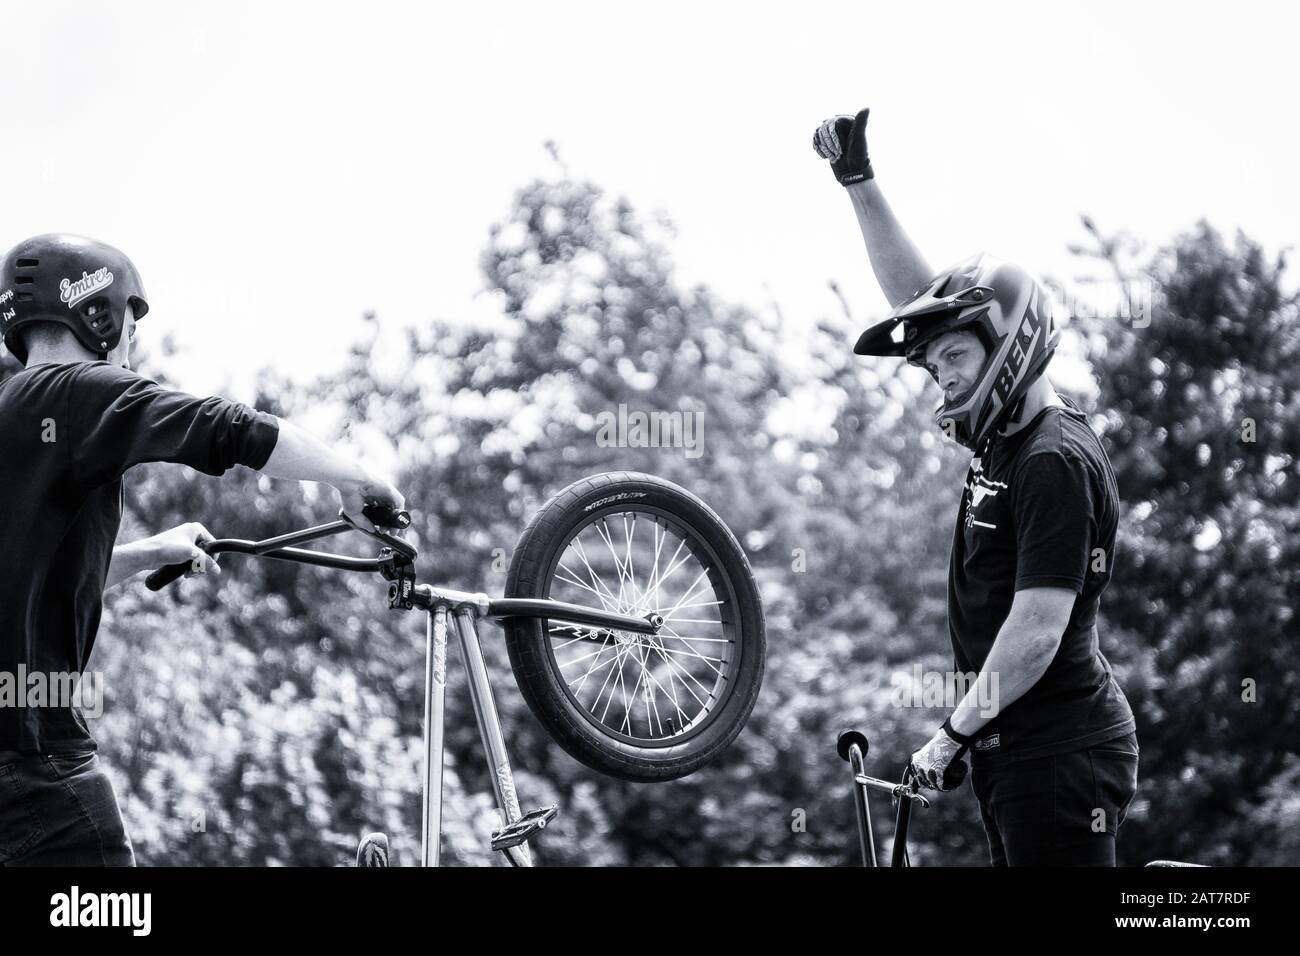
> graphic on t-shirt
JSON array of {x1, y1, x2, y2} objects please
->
[{"x1": 964, "y1": 459, "x2": 1006, "y2": 531}]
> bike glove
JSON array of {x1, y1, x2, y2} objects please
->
[
  {"x1": 909, "y1": 720, "x2": 970, "y2": 791},
  {"x1": 812, "y1": 108, "x2": 873, "y2": 186}
]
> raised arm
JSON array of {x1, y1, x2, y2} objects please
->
[
  {"x1": 813, "y1": 108, "x2": 933, "y2": 306},
  {"x1": 845, "y1": 180, "x2": 932, "y2": 307}
]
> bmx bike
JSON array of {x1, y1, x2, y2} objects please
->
[
  {"x1": 836, "y1": 729, "x2": 1207, "y2": 867},
  {"x1": 147, "y1": 472, "x2": 767, "y2": 866}
]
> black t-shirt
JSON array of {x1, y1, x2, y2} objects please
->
[
  {"x1": 948, "y1": 396, "x2": 1136, "y2": 764},
  {"x1": 0, "y1": 362, "x2": 280, "y2": 753}
]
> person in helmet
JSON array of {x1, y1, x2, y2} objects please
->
[
  {"x1": 814, "y1": 112, "x2": 1138, "y2": 866},
  {"x1": 0, "y1": 234, "x2": 405, "y2": 866}
]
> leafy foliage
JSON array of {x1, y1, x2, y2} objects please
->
[{"x1": 1076, "y1": 222, "x2": 1300, "y2": 865}]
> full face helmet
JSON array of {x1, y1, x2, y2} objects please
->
[{"x1": 853, "y1": 253, "x2": 1059, "y2": 451}]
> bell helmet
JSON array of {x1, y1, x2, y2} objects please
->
[
  {"x1": 0, "y1": 233, "x2": 149, "y2": 365},
  {"x1": 853, "y1": 253, "x2": 1059, "y2": 452}
]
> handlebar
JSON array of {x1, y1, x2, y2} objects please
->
[
  {"x1": 144, "y1": 502, "x2": 415, "y2": 592},
  {"x1": 853, "y1": 770, "x2": 931, "y2": 808}
]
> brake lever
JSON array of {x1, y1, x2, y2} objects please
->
[{"x1": 897, "y1": 766, "x2": 931, "y2": 808}]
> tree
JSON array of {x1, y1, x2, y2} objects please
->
[{"x1": 1076, "y1": 220, "x2": 1300, "y2": 864}]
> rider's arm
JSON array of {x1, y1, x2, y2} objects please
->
[
  {"x1": 845, "y1": 180, "x2": 933, "y2": 308},
  {"x1": 70, "y1": 363, "x2": 390, "y2": 503},
  {"x1": 258, "y1": 418, "x2": 404, "y2": 518},
  {"x1": 947, "y1": 587, "x2": 1073, "y2": 739},
  {"x1": 258, "y1": 417, "x2": 374, "y2": 488},
  {"x1": 70, "y1": 363, "x2": 280, "y2": 488},
  {"x1": 104, "y1": 539, "x2": 160, "y2": 591}
]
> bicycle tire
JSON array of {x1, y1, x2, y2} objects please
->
[{"x1": 504, "y1": 472, "x2": 766, "y2": 782}]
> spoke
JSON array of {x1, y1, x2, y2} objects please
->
[
  {"x1": 655, "y1": 633, "x2": 731, "y2": 643},
  {"x1": 640, "y1": 643, "x2": 660, "y2": 738},
  {"x1": 550, "y1": 631, "x2": 594, "y2": 651},
  {"x1": 627, "y1": 538, "x2": 691, "y2": 616},
  {"x1": 623, "y1": 513, "x2": 638, "y2": 604},
  {"x1": 658, "y1": 623, "x2": 726, "y2": 680},
  {"x1": 599, "y1": 637, "x2": 634, "y2": 725},
  {"x1": 577, "y1": 634, "x2": 621, "y2": 702},
  {"x1": 554, "y1": 565, "x2": 614, "y2": 605},
  {"x1": 559, "y1": 644, "x2": 628, "y2": 668},
  {"x1": 656, "y1": 568, "x2": 713, "y2": 622},
  {"x1": 648, "y1": 521, "x2": 667, "y2": 614},
  {"x1": 660, "y1": 599, "x2": 725, "y2": 617},
  {"x1": 569, "y1": 537, "x2": 622, "y2": 607},
  {"x1": 625, "y1": 539, "x2": 691, "y2": 617},
  {"x1": 641, "y1": 644, "x2": 692, "y2": 730},
  {"x1": 648, "y1": 642, "x2": 712, "y2": 707},
  {"x1": 586, "y1": 641, "x2": 627, "y2": 718},
  {"x1": 648, "y1": 643, "x2": 727, "y2": 668},
  {"x1": 631, "y1": 554, "x2": 712, "y2": 621},
  {"x1": 644, "y1": 647, "x2": 676, "y2": 738},
  {"x1": 620, "y1": 643, "x2": 652, "y2": 735},
  {"x1": 595, "y1": 519, "x2": 633, "y2": 609}
]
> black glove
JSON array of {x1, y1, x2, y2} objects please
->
[
  {"x1": 908, "y1": 718, "x2": 971, "y2": 791},
  {"x1": 812, "y1": 108, "x2": 874, "y2": 186}
]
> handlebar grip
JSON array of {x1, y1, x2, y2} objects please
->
[
  {"x1": 362, "y1": 502, "x2": 411, "y2": 531},
  {"x1": 145, "y1": 561, "x2": 193, "y2": 592},
  {"x1": 836, "y1": 729, "x2": 869, "y2": 763}
]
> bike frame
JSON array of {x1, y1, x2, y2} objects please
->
[
  {"x1": 411, "y1": 583, "x2": 658, "y2": 866},
  {"x1": 146, "y1": 510, "x2": 664, "y2": 866}
]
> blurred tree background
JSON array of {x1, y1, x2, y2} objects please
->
[{"x1": 4, "y1": 171, "x2": 1294, "y2": 866}]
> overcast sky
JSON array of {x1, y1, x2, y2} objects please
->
[{"x1": 3, "y1": 0, "x2": 1295, "y2": 399}]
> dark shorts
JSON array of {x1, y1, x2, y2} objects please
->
[
  {"x1": 969, "y1": 732, "x2": 1139, "y2": 866},
  {"x1": 0, "y1": 750, "x2": 135, "y2": 866}
]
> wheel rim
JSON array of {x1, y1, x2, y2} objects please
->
[{"x1": 539, "y1": 505, "x2": 741, "y2": 749}]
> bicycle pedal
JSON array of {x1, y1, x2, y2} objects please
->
[{"x1": 490, "y1": 805, "x2": 559, "y2": 851}]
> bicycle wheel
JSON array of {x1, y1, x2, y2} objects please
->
[{"x1": 504, "y1": 472, "x2": 766, "y2": 782}]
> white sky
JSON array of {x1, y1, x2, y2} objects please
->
[{"x1": 3, "y1": 0, "x2": 1296, "y2": 399}]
